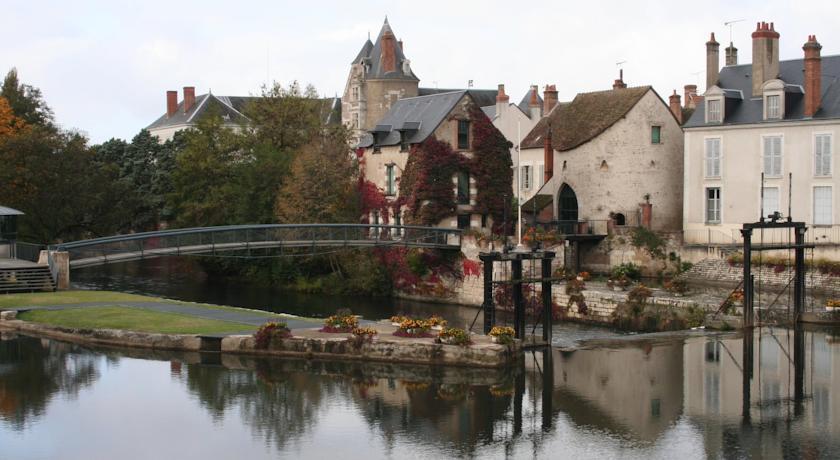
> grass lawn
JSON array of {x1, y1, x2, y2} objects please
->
[
  {"x1": 0, "y1": 290, "x2": 158, "y2": 308},
  {"x1": 17, "y1": 306, "x2": 254, "y2": 335}
]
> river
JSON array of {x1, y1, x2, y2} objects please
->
[{"x1": 1, "y1": 258, "x2": 839, "y2": 459}]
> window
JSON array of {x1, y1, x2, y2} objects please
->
[
  {"x1": 385, "y1": 164, "x2": 396, "y2": 196},
  {"x1": 351, "y1": 86, "x2": 360, "y2": 102},
  {"x1": 707, "y1": 99, "x2": 722, "y2": 123},
  {"x1": 537, "y1": 164, "x2": 545, "y2": 188},
  {"x1": 816, "y1": 134, "x2": 832, "y2": 176},
  {"x1": 457, "y1": 171, "x2": 470, "y2": 204},
  {"x1": 481, "y1": 214, "x2": 488, "y2": 228},
  {"x1": 457, "y1": 214, "x2": 471, "y2": 229},
  {"x1": 706, "y1": 187, "x2": 721, "y2": 223},
  {"x1": 352, "y1": 112, "x2": 360, "y2": 129},
  {"x1": 766, "y1": 95, "x2": 781, "y2": 119},
  {"x1": 651, "y1": 125, "x2": 661, "y2": 144},
  {"x1": 762, "y1": 187, "x2": 780, "y2": 217},
  {"x1": 457, "y1": 120, "x2": 470, "y2": 149},
  {"x1": 814, "y1": 186, "x2": 832, "y2": 225},
  {"x1": 399, "y1": 132, "x2": 409, "y2": 152},
  {"x1": 705, "y1": 138, "x2": 721, "y2": 178},
  {"x1": 762, "y1": 136, "x2": 782, "y2": 177},
  {"x1": 521, "y1": 165, "x2": 532, "y2": 190}
]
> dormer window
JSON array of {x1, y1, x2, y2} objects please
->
[
  {"x1": 707, "y1": 99, "x2": 722, "y2": 123},
  {"x1": 762, "y1": 80, "x2": 785, "y2": 121},
  {"x1": 766, "y1": 95, "x2": 781, "y2": 119},
  {"x1": 399, "y1": 131, "x2": 409, "y2": 152}
]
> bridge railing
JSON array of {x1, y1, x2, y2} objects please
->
[{"x1": 51, "y1": 224, "x2": 462, "y2": 265}]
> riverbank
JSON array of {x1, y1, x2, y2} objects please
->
[{"x1": 0, "y1": 290, "x2": 519, "y2": 368}]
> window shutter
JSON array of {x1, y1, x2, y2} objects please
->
[
  {"x1": 814, "y1": 186, "x2": 832, "y2": 225},
  {"x1": 538, "y1": 164, "x2": 545, "y2": 187}
]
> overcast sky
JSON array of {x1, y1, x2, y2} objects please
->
[{"x1": 4, "y1": 0, "x2": 840, "y2": 144}]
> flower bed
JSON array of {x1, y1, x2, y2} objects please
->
[
  {"x1": 393, "y1": 318, "x2": 433, "y2": 338},
  {"x1": 320, "y1": 310, "x2": 359, "y2": 333},
  {"x1": 437, "y1": 327, "x2": 472, "y2": 346},
  {"x1": 254, "y1": 322, "x2": 292, "y2": 349},
  {"x1": 488, "y1": 326, "x2": 515, "y2": 345}
]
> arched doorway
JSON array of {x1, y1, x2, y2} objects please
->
[{"x1": 558, "y1": 184, "x2": 579, "y2": 234}]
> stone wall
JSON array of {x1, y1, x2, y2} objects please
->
[{"x1": 682, "y1": 258, "x2": 840, "y2": 293}]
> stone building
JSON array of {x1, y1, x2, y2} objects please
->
[
  {"x1": 357, "y1": 90, "x2": 505, "y2": 230},
  {"x1": 683, "y1": 22, "x2": 840, "y2": 251},
  {"x1": 518, "y1": 77, "x2": 685, "y2": 233}
]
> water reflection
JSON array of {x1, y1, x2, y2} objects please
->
[{"x1": 3, "y1": 328, "x2": 840, "y2": 458}]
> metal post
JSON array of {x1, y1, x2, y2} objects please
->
[
  {"x1": 742, "y1": 328, "x2": 754, "y2": 424},
  {"x1": 480, "y1": 254, "x2": 496, "y2": 334},
  {"x1": 542, "y1": 350, "x2": 554, "y2": 431},
  {"x1": 794, "y1": 226, "x2": 806, "y2": 323},
  {"x1": 741, "y1": 228, "x2": 753, "y2": 327},
  {"x1": 541, "y1": 256, "x2": 553, "y2": 344},
  {"x1": 793, "y1": 323, "x2": 805, "y2": 415},
  {"x1": 512, "y1": 258, "x2": 524, "y2": 339}
]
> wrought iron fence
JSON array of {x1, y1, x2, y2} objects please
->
[
  {"x1": 13, "y1": 241, "x2": 45, "y2": 262},
  {"x1": 684, "y1": 225, "x2": 840, "y2": 247},
  {"x1": 536, "y1": 220, "x2": 610, "y2": 236},
  {"x1": 51, "y1": 224, "x2": 462, "y2": 268}
]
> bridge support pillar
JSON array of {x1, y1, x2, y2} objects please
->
[{"x1": 40, "y1": 250, "x2": 69, "y2": 290}]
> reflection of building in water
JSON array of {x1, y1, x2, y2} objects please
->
[
  {"x1": 545, "y1": 342, "x2": 684, "y2": 442},
  {"x1": 683, "y1": 329, "x2": 840, "y2": 456}
]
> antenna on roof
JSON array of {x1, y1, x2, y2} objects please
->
[{"x1": 724, "y1": 19, "x2": 745, "y2": 45}]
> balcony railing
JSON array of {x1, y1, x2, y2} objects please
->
[
  {"x1": 535, "y1": 220, "x2": 609, "y2": 236},
  {"x1": 684, "y1": 225, "x2": 840, "y2": 247}
]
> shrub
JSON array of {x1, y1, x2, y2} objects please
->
[
  {"x1": 663, "y1": 278, "x2": 689, "y2": 295},
  {"x1": 627, "y1": 284, "x2": 653, "y2": 304},
  {"x1": 630, "y1": 227, "x2": 666, "y2": 259},
  {"x1": 685, "y1": 305, "x2": 707, "y2": 328},
  {"x1": 438, "y1": 327, "x2": 472, "y2": 346},
  {"x1": 254, "y1": 322, "x2": 291, "y2": 349},
  {"x1": 565, "y1": 277, "x2": 588, "y2": 315},
  {"x1": 611, "y1": 263, "x2": 641, "y2": 281}
]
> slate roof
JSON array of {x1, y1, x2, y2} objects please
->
[
  {"x1": 354, "y1": 19, "x2": 418, "y2": 81},
  {"x1": 147, "y1": 94, "x2": 341, "y2": 130},
  {"x1": 358, "y1": 90, "x2": 470, "y2": 148},
  {"x1": 0, "y1": 206, "x2": 23, "y2": 216},
  {"x1": 419, "y1": 87, "x2": 498, "y2": 108},
  {"x1": 684, "y1": 55, "x2": 840, "y2": 128},
  {"x1": 518, "y1": 89, "x2": 543, "y2": 115},
  {"x1": 521, "y1": 86, "x2": 651, "y2": 150}
]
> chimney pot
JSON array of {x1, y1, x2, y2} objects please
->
[
  {"x1": 528, "y1": 85, "x2": 541, "y2": 119},
  {"x1": 543, "y1": 84, "x2": 558, "y2": 115},
  {"x1": 669, "y1": 90, "x2": 682, "y2": 124},
  {"x1": 381, "y1": 28, "x2": 397, "y2": 73},
  {"x1": 543, "y1": 123, "x2": 554, "y2": 183},
  {"x1": 751, "y1": 20, "x2": 781, "y2": 97},
  {"x1": 166, "y1": 90, "x2": 178, "y2": 118},
  {"x1": 496, "y1": 84, "x2": 509, "y2": 103},
  {"x1": 684, "y1": 84, "x2": 698, "y2": 109},
  {"x1": 706, "y1": 32, "x2": 720, "y2": 90},
  {"x1": 804, "y1": 35, "x2": 823, "y2": 117},
  {"x1": 183, "y1": 86, "x2": 196, "y2": 113}
]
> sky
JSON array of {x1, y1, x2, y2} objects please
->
[{"x1": 4, "y1": 0, "x2": 840, "y2": 144}]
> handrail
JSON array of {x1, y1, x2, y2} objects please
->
[
  {"x1": 46, "y1": 250, "x2": 58, "y2": 285},
  {"x1": 51, "y1": 224, "x2": 462, "y2": 251}
]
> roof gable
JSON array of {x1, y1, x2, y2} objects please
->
[
  {"x1": 360, "y1": 19, "x2": 418, "y2": 81},
  {"x1": 360, "y1": 91, "x2": 469, "y2": 147},
  {"x1": 522, "y1": 86, "x2": 651, "y2": 150}
]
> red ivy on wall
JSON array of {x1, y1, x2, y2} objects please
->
[
  {"x1": 468, "y1": 106, "x2": 513, "y2": 235},
  {"x1": 398, "y1": 138, "x2": 466, "y2": 226}
]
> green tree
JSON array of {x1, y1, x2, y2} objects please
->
[
  {"x1": 243, "y1": 81, "x2": 323, "y2": 152},
  {"x1": 1, "y1": 68, "x2": 53, "y2": 127}
]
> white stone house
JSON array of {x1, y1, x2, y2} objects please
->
[{"x1": 683, "y1": 22, "x2": 840, "y2": 251}]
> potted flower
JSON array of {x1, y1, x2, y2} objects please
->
[
  {"x1": 663, "y1": 278, "x2": 689, "y2": 297},
  {"x1": 437, "y1": 327, "x2": 471, "y2": 345},
  {"x1": 351, "y1": 326, "x2": 378, "y2": 341},
  {"x1": 321, "y1": 310, "x2": 359, "y2": 333},
  {"x1": 427, "y1": 315, "x2": 448, "y2": 331},
  {"x1": 394, "y1": 318, "x2": 432, "y2": 338},
  {"x1": 577, "y1": 271, "x2": 591, "y2": 281},
  {"x1": 826, "y1": 299, "x2": 840, "y2": 311},
  {"x1": 489, "y1": 326, "x2": 515, "y2": 345},
  {"x1": 390, "y1": 315, "x2": 407, "y2": 327},
  {"x1": 254, "y1": 321, "x2": 292, "y2": 349},
  {"x1": 606, "y1": 275, "x2": 631, "y2": 292}
]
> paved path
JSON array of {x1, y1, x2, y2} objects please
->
[{"x1": 3, "y1": 301, "x2": 331, "y2": 335}]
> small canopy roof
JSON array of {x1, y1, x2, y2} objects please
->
[{"x1": 0, "y1": 205, "x2": 24, "y2": 216}]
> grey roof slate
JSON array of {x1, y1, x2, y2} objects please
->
[
  {"x1": 359, "y1": 90, "x2": 469, "y2": 148},
  {"x1": 0, "y1": 206, "x2": 23, "y2": 216},
  {"x1": 481, "y1": 105, "x2": 496, "y2": 119},
  {"x1": 684, "y1": 54, "x2": 840, "y2": 127},
  {"x1": 358, "y1": 20, "x2": 418, "y2": 81},
  {"x1": 518, "y1": 89, "x2": 543, "y2": 115}
]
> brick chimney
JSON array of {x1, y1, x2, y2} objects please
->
[
  {"x1": 183, "y1": 86, "x2": 196, "y2": 113},
  {"x1": 528, "y1": 85, "x2": 541, "y2": 119},
  {"x1": 803, "y1": 35, "x2": 823, "y2": 118},
  {"x1": 725, "y1": 42, "x2": 738, "y2": 66},
  {"x1": 543, "y1": 84, "x2": 558, "y2": 115},
  {"x1": 398, "y1": 39, "x2": 403, "y2": 51},
  {"x1": 495, "y1": 83, "x2": 509, "y2": 117},
  {"x1": 381, "y1": 27, "x2": 397, "y2": 73},
  {"x1": 751, "y1": 21, "x2": 780, "y2": 97},
  {"x1": 684, "y1": 84, "x2": 697, "y2": 109},
  {"x1": 669, "y1": 90, "x2": 682, "y2": 124},
  {"x1": 166, "y1": 90, "x2": 178, "y2": 118},
  {"x1": 706, "y1": 33, "x2": 720, "y2": 90},
  {"x1": 543, "y1": 123, "x2": 554, "y2": 183},
  {"x1": 613, "y1": 69, "x2": 627, "y2": 89}
]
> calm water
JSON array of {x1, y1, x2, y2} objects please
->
[{"x1": 1, "y1": 259, "x2": 839, "y2": 458}]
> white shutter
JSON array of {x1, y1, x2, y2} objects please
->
[
  {"x1": 705, "y1": 138, "x2": 721, "y2": 177},
  {"x1": 814, "y1": 186, "x2": 832, "y2": 225},
  {"x1": 538, "y1": 164, "x2": 545, "y2": 188},
  {"x1": 763, "y1": 136, "x2": 782, "y2": 176},
  {"x1": 762, "y1": 188, "x2": 779, "y2": 215},
  {"x1": 816, "y1": 134, "x2": 832, "y2": 176}
]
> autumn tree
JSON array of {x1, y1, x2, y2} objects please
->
[
  {"x1": 1, "y1": 68, "x2": 53, "y2": 127},
  {"x1": 0, "y1": 96, "x2": 27, "y2": 139}
]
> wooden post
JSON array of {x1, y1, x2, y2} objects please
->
[
  {"x1": 480, "y1": 254, "x2": 496, "y2": 334},
  {"x1": 741, "y1": 228, "x2": 753, "y2": 327},
  {"x1": 794, "y1": 225, "x2": 806, "y2": 323},
  {"x1": 541, "y1": 256, "x2": 553, "y2": 344},
  {"x1": 512, "y1": 258, "x2": 524, "y2": 339}
]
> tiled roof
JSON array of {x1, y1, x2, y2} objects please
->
[
  {"x1": 521, "y1": 86, "x2": 651, "y2": 150},
  {"x1": 684, "y1": 55, "x2": 840, "y2": 127}
]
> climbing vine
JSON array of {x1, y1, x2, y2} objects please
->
[
  {"x1": 398, "y1": 138, "x2": 465, "y2": 226},
  {"x1": 468, "y1": 106, "x2": 513, "y2": 234}
]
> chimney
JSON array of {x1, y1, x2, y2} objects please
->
[
  {"x1": 669, "y1": 90, "x2": 682, "y2": 124},
  {"x1": 166, "y1": 90, "x2": 178, "y2": 118},
  {"x1": 803, "y1": 35, "x2": 823, "y2": 117},
  {"x1": 381, "y1": 28, "x2": 397, "y2": 73},
  {"x1": 496, "y1": 83, "x2": 509, "y2": 116},
  {"x1": 706, "y1": 33, "x2": 720, "y2": 90},
  {"x1": 528, "y1": 85, "x2": 541, "y2": 119},
  {"x1": 183, "y1": 86, "x2": 196, "y2": 113},
  {"x1": 751, "y1": 21, "x2": 780, "y2": 97},
  {"x1": 398, "y1": 39, "x2": 403, "y2": 51},
  {"x1": 725, "y1": 42, "x2": 738, "y2": 66},
  {"x1": 612, "y1": 69, "x2": 627, "y2": 89},
  {"x1": 543, "y1": 84, "x2": 558, "y2": 115},
  {"x1": 543, "y1": 123, "x2": 554, "y2": 183},
  {"x1": 684, "y1": 84, "x2": 698, "y2": 109}
]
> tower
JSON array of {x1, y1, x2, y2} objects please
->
[{"x1": 342, "y1": 18, "x2": 420, "y2": 139}]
